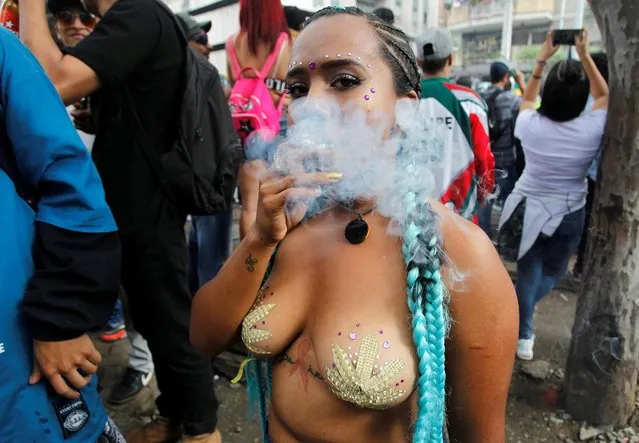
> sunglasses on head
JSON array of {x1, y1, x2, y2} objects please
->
[
  {"x1": 194, "y1": 32, "x2": 208, "y2": 46},
  {"x1": 55, "y1": 9, "x2": 96, "y2": 27}
]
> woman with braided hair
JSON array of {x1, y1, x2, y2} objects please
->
[{"x1": 192, "y1": 7, "x2": 517, "y2": 443}]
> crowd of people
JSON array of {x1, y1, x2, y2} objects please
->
[{"x1": 0, "y1": 0, "x2": 608, "y2": 442}]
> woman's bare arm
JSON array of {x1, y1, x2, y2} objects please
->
[
  {"x1": 521, "y1": 32, "x2": 559, "y2": 112},
  {"x1": 191, "y1": 226, "x2": 276, "y2": 356},
  {"x1": 239, "y1": 160, "x2": 267, "y2": 240},
  {"x1": 576, "y1": 30, "x2": 608, "y2": 111},
  {"x1": 192, "y1": 168, "x2": 330, "y2": 356},
  {"x1": 441, "y1": 214, "x2": 518, "y2": 442}
]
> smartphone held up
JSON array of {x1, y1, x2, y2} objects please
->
[{"x1": 552, "y1": 29, "x2": 582, "y2": 46}]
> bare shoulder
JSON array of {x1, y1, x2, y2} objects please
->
[{"x1": 429, "y1": 201, "x2": 518, "y2": 344}]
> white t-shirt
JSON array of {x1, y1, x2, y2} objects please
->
[
  {"x1": 515, "y1": 108, "x2": 606, "y2": 193},
  {"x1": 66, "y1": 106, "x2": 95, "y2": 153}
]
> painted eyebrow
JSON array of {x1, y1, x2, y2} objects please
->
[{"x1": 286, "y1": 59, "x2": 367, "y2": 78}]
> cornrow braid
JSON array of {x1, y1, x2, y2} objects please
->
[{"x1": 303, "y1": 6, "x2": 421, "y2": 96}]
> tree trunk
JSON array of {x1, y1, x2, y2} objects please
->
[{"x1": 564, "y1": 0, "x2": 639, "y2": 426}]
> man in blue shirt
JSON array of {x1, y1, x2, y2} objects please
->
[{"x1": 0, "y1": 27, "x2": 122, "y2": 442}]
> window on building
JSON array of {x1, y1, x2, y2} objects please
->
[{"x1": 313, "y1": 0, "x2": 324, "y2": 8}]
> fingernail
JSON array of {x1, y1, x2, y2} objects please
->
[{"x1": 327, "y1": 172, "x2": 343, "y2": 181}]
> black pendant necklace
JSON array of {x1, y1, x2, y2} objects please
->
[
  {"x1": 320, "y1": 196, "x2": 376, "y2": 245},
  {"x1": 345, "y1": 215, "x2": 371, "y2": 245},
  {"x1": 342, "y1": 205, "x2": 376, "y2": 245}
]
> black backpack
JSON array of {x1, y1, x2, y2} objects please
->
[
  {"x1": 485, "y1": 89, "x2": 509, "y2": 144},
  {"x1": 127, "y1": 2, "x2": 243, "y2": 215}
]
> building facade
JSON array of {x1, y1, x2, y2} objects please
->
[{"x1": 446, "y1": 0, "x2": 601, "y2": 71}]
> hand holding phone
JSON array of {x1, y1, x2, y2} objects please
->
[
  {"x1": 538, "y1": 31, "x2": 561, "y2": 62},
  {"x1": 574, "y1": 29, "x2": 589, "y2": 59}
]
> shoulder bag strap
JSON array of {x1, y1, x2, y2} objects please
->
[
  {"x1": 226, "y1": 35, "x2": 242, "y2": 79},
  {"x1": 259, "y1": 33, "x2": 289, "y2": 78}
]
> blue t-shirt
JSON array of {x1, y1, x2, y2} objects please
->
[{"x1": 0, "y1": 28, "x2": 116, "y2": 442}]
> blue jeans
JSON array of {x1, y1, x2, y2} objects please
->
[
  {"x1": 516, "y1": 207, "x2": 585, "y2": 339},
  {"x1": 495, "y1": 161, "x2": 518, "y2": 205},
  {"x1": 477, "y1": 202, "x2": 493, "y2": 239},
  {"x1": 478, "y1": 160, "x2": 518, "y2": 239},
  {"x1": 188, "y1": 209, "x2": 233, "y2": 293}
]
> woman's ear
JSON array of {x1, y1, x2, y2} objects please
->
[{"x1": 406, "y1": 90, "x2": 419, "y2": 100}]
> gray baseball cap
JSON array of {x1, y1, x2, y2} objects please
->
[
  {"x1": 175, "y1": 12, "x2": 211, "y2": 41},
  {"x1": 416, "y1": 28, "x2": 453, "y2": 61}
]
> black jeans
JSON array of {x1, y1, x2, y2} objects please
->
[{"x1": 120, "y1": 194, "x2": 218, "y2": 435}]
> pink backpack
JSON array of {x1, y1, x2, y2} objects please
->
[{"x1": 227, "y1": 33, "x2": 288, "y2": 142}]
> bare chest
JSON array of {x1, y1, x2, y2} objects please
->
[{"x1": 241, "y1": 216, "x2": 419, "y2": 409}]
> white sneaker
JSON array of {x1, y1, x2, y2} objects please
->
[{"x1": 517, "y1": 336, "x2": 535, "y2": 361}]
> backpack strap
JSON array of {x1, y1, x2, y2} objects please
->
[
  {"x1": 226, "y1": 35, "x2": 243, "y2": 79},
  {"x1": 259, "y1": 33, "x2": 289, "y2": 79}
]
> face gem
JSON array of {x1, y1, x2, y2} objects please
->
[
  {"x1": 325, "y1": 54, "x2": 329, "y2": 58},
  {"x1": 370, "y1": 88, "x2": 376, "y2": 93},
  {"x1": 364, "y1": 95, "x2": 370, "y2": 101},
  {"x1": 357, "y1": 56, "x2": 361, "y2": 60},
  {"x1": 347, "y1": 52, "x2": 352, "y2": 56},
  {"x1": 367, "y1": 64, "x2": 372, "y2": 68},
  {"x1": 379, "y1": 330, "x2": 384, "y2": 335},
  {"x1": 337, "y1": 331, "x2": 342, "y2": 336},
  {"x1": 337, "y1": 53, "x2": 341, "y2": 58},
  {"x1": 356, "y1": 322, "x2": 360, "y2": 327},
  {"x1": 309, "y1": 61, "x2": 317, "y2": 70},
  {"x1": 349, "y1": 333, "x2": 357, "y2": 340},
  {"x1": 383, "y1": 341, "x2": 391, "y2": 349}
]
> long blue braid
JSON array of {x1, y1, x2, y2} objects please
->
[{"x1": 403, "y1": 192, "x2": 448, "y2": 443}]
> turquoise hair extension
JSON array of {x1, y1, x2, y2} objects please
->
[
  {"x1": 402, "y1": 191, "x2": 448, "y2": 443},
  {"x1": 246, "y1": 358, "x2": 271, "y2": 441}
]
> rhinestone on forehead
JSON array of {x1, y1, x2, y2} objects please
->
[{"x1": 309, "y1": 61, "x2": 317, "y2": 70}]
